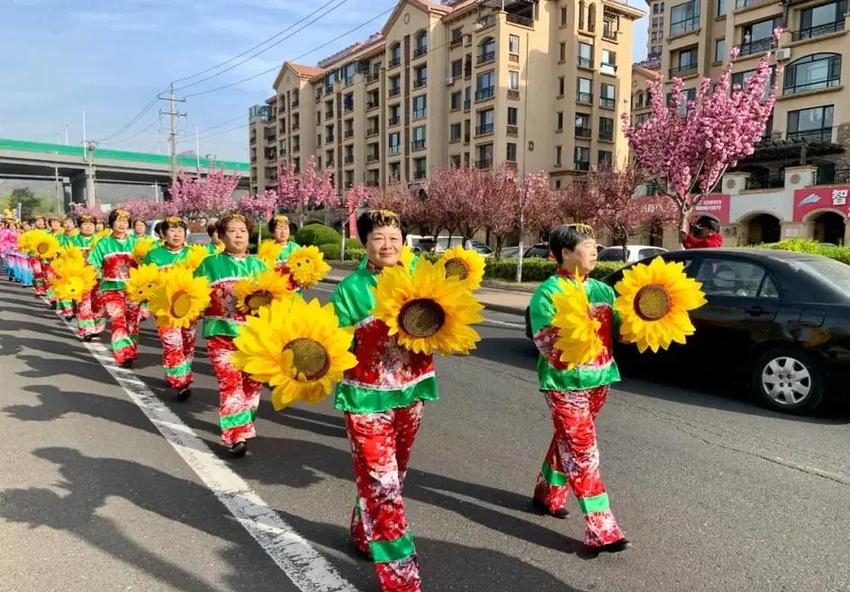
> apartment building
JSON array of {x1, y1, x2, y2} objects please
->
[
  {"x1": 646, "y1": 0, "x2": 666, "y2": 56},
  {"x1": 630, "y1": 59, "x2": 660, "y2": 124},
  {"x1": 248, "y1": 0, "x2": 643, "y2": 196},
  {"x1": 655, "y1": 0, "x2": 850, "y2": 245}
]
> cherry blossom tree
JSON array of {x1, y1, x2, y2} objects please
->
[
  {"x1": 119, "y1": 198, "x2": 162, "y2": 221},
  {"x1": 623, "y1": 38, "x2": 780, "y2": 233},
  {"x1": 426, "y1": 166, "x2": 490, "y2": 245},
  {"x1": 168, "y1": 168, "x2": 240, "y2": 219},
  {"x1": 275, "y1": 155, "x2": 337, "y2": 227},
  {"x1": 344, "y1": 183, "x2": 370, "y2": 238},
  {"x1": 237, "y1": 190, "x2": 278, "y2": 223}
]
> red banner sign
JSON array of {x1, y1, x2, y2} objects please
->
[
  {"x1": 693, "y1": 194, "x2": 731, "y2": 225},
  {"x1": 792, "y1": 187, "x2": 850, "y2": 221}
]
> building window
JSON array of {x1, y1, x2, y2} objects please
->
[
  {"x1": 578, "y1": 42, "x2": 593, "y2": 68},
  {"x1": 451, "y1": 27, "x2": 463, "y2": 45},
  {"x1": 476, "y1": 71, "x2": 495, "y2": 99},
  {"x1": 557, "y1": 111, "x2": 564, "y2": 131},
  {"x1": 480, "y1": 37, "x2": 496, "y2": 63},
  {"x1": 389, "y1": 103, "x2": 401, "y2": 125},
  {"x1": 509, "y1": 34, "x2": 520, "y2": 55},
  {"x1": 601, "y1": 49, "x2": 616, "y2": 75},
  {"x1": 450, "y1": 90, "x2": 462, "y2": 111},
  {"x1": 509, "y1": 70, "x2": 519, "y2": 90},
  {"x1": 412, "y1": 125, "x2": 426, "y2": 150},
  {"x1": 507, "y1": 142, "x2": 517, "y2": 162},
  {"x1": 560, "y1": 6, "x2": 568, "y2": 26},
  {"x1": 671, "y1": 47, "x2": 698, "y2": 76},
  {"x1": 558, "y1": 76, "x2": 566, "y2": 96},
  {"x1": 636, "y1": 90, "x2": 644, "y2": 107},
  {"x1": 575, "y1": 112, "x2": 591, "y2": 137},
  {"x1": 577, "y1": 77, "x2": 593, "y2": 103},
  {"x1": 599, "y1": 150, "x2": 613, "y2": 167},
  {"x1": 450, "y1": 123, "x2": 462, "y2": 141},
  {"x1": 731, "y1": 66, "x2": 775, "y2": 100},
  {"x1": 599, "y1": 116, "x2": 615, "y2": 141},
  {"x1": 477, "y1": 108, "x2": 495, "y2": 135},
  {"x1": 588, "y1": 3, "x2": 596, "y2": 31},
  {"x1": 670, "y1": 0, "x2": 699, "y2": 36},
  {"x1": 389, "y1": 162, "x2": 401, "y2": 179},
  {"x1": 412, "y1": 95, "x2": 427, "y2": 120},
  {"x1": 388, "y1": 132, "x2": 401, "y2": 155},
  {"x1": 507, "y1": 106, "x2": 518, "y2": 125},
  {"x1": 477, "y1": 144, "x2": 493, "y2": 168},
  {"x1": 601, "y1": 83, "x2": 616, "y2": 108},
  {"x1": 556, "y1": 145, "x2": 563, "y2": 166},
  {"x1": 414, "y1": 65, "x2": 428, "y2": 87},
  {"x1": 415, "y1": 30, "x2": 428, "y2": 55},
  {"x1": 575, "y1": 146, "x2": 591, "y2": 170},
  {"x1": 714, "y1": 39, "x2": 726, "y2": 61},
  {"x1": 740, "y1": 18, "x2": 779, "y2": 56},
  {"x1": 389, "y1": 43, "x2": 401, "y2": 65},
  {"x1": 799, "y1": 1, "x2": 847, "y2": 40},
  {"x1": 390, "y1": 75, "x2": 401, "y2": 95},
  {"x1": 451, "y1": 59, "x2": 463, "y2": 78},
  {"x1": 717, "y1": 0, "x2": 726, "y2": 16},
  {"x1": 559, "y1": 42, "x2": 567, "y2": 62},
  {"x1": 784, "y1": 53, "x2": 841, "y2": 95},
  {"x1": 412, "y1": 158, "x2": 426, "y2": 180}
]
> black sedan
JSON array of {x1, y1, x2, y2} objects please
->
[{"x1": 526, "y1": 249, "x2": 850, "y2": 414}]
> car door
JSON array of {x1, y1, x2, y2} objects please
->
[{"x1": 688, "y1": 257, "x2": 782, "y2": 368}]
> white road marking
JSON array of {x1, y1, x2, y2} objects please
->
[{"x1": 56, "y1": 313, "x2": 358, "y2": 592}]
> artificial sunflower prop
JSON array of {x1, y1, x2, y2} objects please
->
[
  {"x1": 125, "y1": 263, "x2": 162, "y2": 304},
  {"x1": 614, "y1": 257, "x2": 706, "y2": 353},
  {"x1": 148, "y1": 266, "x2": 211, "y2": 329},
  {"x1": 27, "y1": 230, "x2": 61, "y2": 260},
  {"x1": 17, "y1": 230, "x2": 34, "y2": 253},
  {"x1": 133, "y1": 237, "x2": 158, "y2": 263},
  {"x1": 400, "y1": 244, "x2": 415, "y2": 271},
  {"x1": 51, "y1": 246, "x2": 86, "y2": 277},
  {"x1": 179, "y1": 244, "x2": 210, "y2": 271},
  {"x1": 52, "y1": 261, "x2": 97, "y2": 302},
  {"x1": 232, "y1": 297, "x2": 357, "y2": 410},
  {"x1": 438, "y1": 246, "x2": 486, "y2": 291},
  {"x1": 257, "y1": 239, "x2": 284, "y2": 268},
  {"x1": 371, "y1": 259, "x2": 484, "y2": 356},
  {"x1": 233, "y1": 270, "x2": 292, "y2": 315},
  {"x1": 286, "y1": 245, "x2": 331, "y2": 289},
  {"x1": 551, "y1": 275, "x2": 604, "y2": 369}
]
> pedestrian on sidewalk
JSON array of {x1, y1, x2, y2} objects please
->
[
  {"x1": 331, "y1": 210, "x2": 437, "y2": 592},
  {"x1": 143, "y1": 216, "x2": 197, "y2": 402},
  {"x1": 87, "y1": 209, "x2": 140, "y2": 368},
  {"x1": 194, "y1": 213, "x2": 267, "y2": 458},
  {"x1": 528, "y1": 223, "x2": 630, "y2": 554},
  {"x1": 681, "y1": 215, "x2": 723, "y2": 249}
]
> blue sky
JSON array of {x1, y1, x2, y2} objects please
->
[{"x1": 0, "y1": 0, "x2": 647, "y2": 162}]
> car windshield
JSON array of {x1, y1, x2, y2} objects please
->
[
  {"x1": 436, "y1": 237, "x2": 463, "y2": 248},
  {"x1": 598, "y1": 247, "x2": 626, "y2": 261},
  {"x1": 795, "y1": 258, "x2": 850, "y2": 295}
]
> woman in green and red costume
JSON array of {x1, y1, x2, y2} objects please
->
[
  {"x1": 528, "y1": 223, "x2": 630, "y2": 554},
  {"x1": 331, "y1": 210, "x2": 435, "y2": 592},
  {"x1": 194, "y1": 213, "x2": 267, "y2": 457},
  {"x1": 267, "y1": 214, "x2": 300, "y2": 290},
  {"x1": 87, "y1": 208, "x2": 139, "y2": 367},
  {"x1": 54, "y1": 216, "x2": 78, "y2": 319},
  {"x1": 72, "y1": 214, "x2": 105, "y2": 341},
  {"x1": 143, "y1": 215, "x2": 197, "y2": 401}
]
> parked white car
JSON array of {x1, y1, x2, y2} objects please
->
[
  {"x1": 597, "y1": 245, "x2": 668, "y2": 263},
  {"x1": 434, "y1": 236, "x2": 493, "y2": 257}
]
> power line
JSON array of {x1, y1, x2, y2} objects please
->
[
  {"x1": 95, "y1": 94, "x2": 161, "y2": 143},
  {"x1": 106, "y1": 116, "x2": 162, "y2": 146},
  {"x1": 180, "y1": 121, "x2": 249, "y2": 143},
  {"x1": 184, "y1": 6, "x2": 394, "y2": 99},
  {"x1": 195, "y1": 114, "x2": 245, "y2": 135},
  {"x1": 172, "y1": 0, "x2": 350, "y2": 87},
  {"x1": 174, "y1": 0, "x2": 353, "y2": 92}
]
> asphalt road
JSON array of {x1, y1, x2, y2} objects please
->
[{"x1": 1, "y1": 278, "x2": 849, "y2": 592}]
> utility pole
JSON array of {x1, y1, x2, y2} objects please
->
[
  {"x1": 195, "y1": 126, "x2": 201, "y2": 174},
  {"x1": 158, "y1": 83, "x2": 187, "y2": 183},
  {"x1": 82, "y1": 110, "x2": 97, "y2": 208}
]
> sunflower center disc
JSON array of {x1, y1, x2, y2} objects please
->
[
  {"x1": 247, "y1": 290, "x2": 273, "y2": 310},
  {"x1": 444, "y1": 258, "x2": 469, "y2": 281},
  {"x1": 399, "y1": 299, "x2": 446, "y2": 338},
  {"x1": 37, "y1": 243, "x2": 48, "y2": 255},
  {"x1": 171, "y1": 291, "x2": 193, "y2": 318},
  {"x1": 634, "y1": 284, "x2": 672, "y2": 321},
  {"x1": 284, "y1": 338, "x2": 329, "y2": 381}
]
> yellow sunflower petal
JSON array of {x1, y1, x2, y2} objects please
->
[{"x1": 286, "y1": 245, "x2": 331, "y2": 289}]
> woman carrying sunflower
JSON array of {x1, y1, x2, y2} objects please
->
[
  {"x1": 194, "y1": 213, "x2": 268, "y2": 457},
  {"x1": 528, "y1": 223, "x2": 630, "y2": 554},
  {"x1": 72, "y1": 215, "x2": 106, "y2": 341},
  {"x1": 28, "y1": 215, "x2": 49, "y2": 297},
  {"x1": 260, "y1": 213, "x2": 300, "y2": 291},
  {"x1": 87, "y1": 209, "x2": 140, "y2": 367},
  {"x1": 142, "y1": 216, "x2": 197, "y2": 401},
  {"x1": 54, "y1": 216, "x2": 79, "y2": 320},
  {"x1": 330, "y1": 210, "x2": 437, "y2": 592}
]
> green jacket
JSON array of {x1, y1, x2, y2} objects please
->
[
  {"x1": 193, "y1": 252, "x2": 268, "y2": 339},
  {"x1": 86, "y1": 235, "x2": 138, "y2": 291},
  {"x1": 143, "y1": 245, "x2": 189, "y2": 269}
]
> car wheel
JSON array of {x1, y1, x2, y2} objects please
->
[{"x1": 751, "y1": 347, "x2": 825, "y2": 414}]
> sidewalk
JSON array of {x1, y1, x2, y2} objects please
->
[{"x1": 325, "y1": 268, "x2": 530, "y2": 315}]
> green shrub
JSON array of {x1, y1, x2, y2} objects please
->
[
  {"x1": 754, "y1": 239, "x2": 850, "y2": 265},
  {"x1": 294, "y1": 223, "x2": 340, "y2": 246},
  {"x1": 319, "y1": 243, "x2": 366, "y2": 261},
  {"x1": 345, "y1": 237, "x2": 364, "y2": 250},
  {"x1": 346, "y1": 248, "x2": 366, "y2": 261}
]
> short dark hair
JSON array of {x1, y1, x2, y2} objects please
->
[
  {"x1": 216, "y1": 213, "x2": 253, "y2": 237},
  {"x1": 356, "y1": 209, "x2": 402, "y2": 244},
  {"x1": 268, "y1": 214, "x2": 289, "y2": 233},
  {"x1": 107, "y1": 208, "x2": 130, "y2": 229},
  {"x1": 694, "y1": 216, "x2": 720, "y2": 233},
  {"x1": 206, "y1": 223, "x2": 218, "y2": 238},
  {"x1": 549, "y1": 223, "x2": 595, "y2": 264},
  {"x1": 76, "y1": 214, "x2": 96, "y2": 226}
]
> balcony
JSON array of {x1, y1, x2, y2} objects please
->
[
  {"x1": 291, "y1": 100, "x2": 299, "y2": 109},
  {"x1": 603, "y1": 29, "x2": 618, "y2": 41},
  {"x1": 413, "y1": 78, "x2": 427, "y2": 89},
  {"x1": 450, "y1": 35, "x2": 463, "y2": 48},
  {"x1": 327, "y1": 134, "x2": 335, "y2": 143},
  {"x1": 736, "y1": 37, "x2": 774, "y2": 57},
  {"x1": 600, "y1": 97, "x2": 616, "y2": 109},
  {"x1": 478, "y1": 14, "x2": 495, "y2": 29},
  {"x1": 475, "y1": 86, "x2": 495, "y2": 101},
  {"x1": 413, "y1": 108, "x2": 427, "y2": 120},
  {"x1": 463, "y1": 99, "x2": 471, "y2": 112},
  {"x1": 388, "y1": 57, "x2": 401, "y2": 69},
  {"x1": 389, "y1": 87, "x2": 401, "y2": 97},
  {"x1": 292, "y1": 145, "x2": 300, "y2": 153},
  {"x1": 411, "y1": 139, "x2": 426, "y2": 151},
  {"x1": 366, "y1": 153, "x2": 380, "y2": 164},
  {"x1": 367, "y1": 100, "x2": 380, "y2": 111},
  {"x1": 388, "y1": 115, "x2": 400, "y2": 126},
  {"x1": 506, "y1": 13, "x2": 533, "y2": 27},
  {"x1": 367, "y1": 71, "x2": 380, "y2": 83},
  {"x1": 389, "y1": 145, "x2": 401, "y2": 156},
  {"x1": 577, "y1": 57, "x2": 593, "y2": 69},
  {"x1": 784, "y1": 75, "x2": 840, "y2": 95},
  {"x1": 344, "y1": 104, "x2": 354, "y2": 113},
  {"x1": 793, "y1": 21, "x2": 846, "y2": 41},
  {"x1": 735, "y1": 0, "x2": 770, "y2": 8},
  {"x1": 366, "y1": 127, "x2": 379, "y2": 138},
  {"x1": 477, "y1": 51, "x2": 495, "y2": 65},
  {"x1": 464, "y1": 65, "x2": 472, "y2": 79},
  {"x1": 344, "y1": 155, "x2": 354, "y2": 165},
  {"x1": 745, "y1": 174, "x2": 784, "y2": 190},
  {"x1": 413, "y1": 46, "x2": 428, "y2": 59},
  {"x1": 574, "y1": 161, "x2": 591, "y2": 171},
  {"x1": 507, "y1": 89, "x2": 520, "y2": 100},
  {"x1": 599, "y1": 130, "x2": 614, "y2": 142},
  {"x1": 476, "y1": 158, "x2": 493, "y2": 169},
  {"x1": 669, "y1": 16, "x2": 699, "y2": 37},
  {"x1": 787, "y1": 127, "x2": 834, "y2": 142},
  {"x1": 325, "y1": 109, "x2": 334, "y2": 118},
  {"x1": 576, "y1": 91, "x2": 593, "y2": 104},
  {"x1": 344, "y1": 129, "x2": 354, "y2": 139},
  {"x1": 575, "y1": 126, "x2": 592, "y2": 139},
  {"x1": 506, "y1": 124, "x2": 518, "y2": 136},
  {"x1": 669, "y1": 64, "x2": 698, "y2": 77},
  {"x1": 291, "y1": 123, "x2": 300, "y2": 131},
  {"x1": 476, "y1": 123, "x2": 494, "y2": 136}
]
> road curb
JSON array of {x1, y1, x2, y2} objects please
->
[{"x1": 324, "y1": 275, "x2": 526, "y2": 316}]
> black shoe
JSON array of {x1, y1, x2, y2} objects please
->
[
  {"x1": 64, "y1": 315, "x2": 74, "y2": 321},
  {"x1": 49, "y1": 301, "x2": 57, "y2": 310},
  {"x1": 595, "y1": 539, "x2": 632, "y2": 554},
  {"x1": 229, "y1": 441, "x2": 248, "y2": 458},
  {"x1": 82, "y1": 335, "x2": 94, "y2": 342},
  {"x1": 351, "y1": 541, "x2": 372, "y2": 561},
  {"x1": 175, "y1": 388, "x2": 192, "y2": 402},
  {"x1": 532, "y1": 496, "x2": 570, "y2": 519},
  {"x1": 120, "y1": 359, "x2": 134, "y2": 369}
]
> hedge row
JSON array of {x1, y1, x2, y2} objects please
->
[
  {"x1": 317, "y1": 243, "x2": 365, "y2": 261},
  {"x1": 483, "y1": 258, "x2": 625, "y2": 282},
  {"x1": 757, "y1": 239, "x2": 850, "y2": 265}
]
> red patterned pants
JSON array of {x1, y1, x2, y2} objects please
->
[
  {"x1": 30, "y1": 257, "x2": 46, "y2": 296},
  {"x1": 347, "y1": 402, "x2": 423, "y2": 592},
  {"x1": 76, "y1": 288, "x2": 106, "y2": 338},
  {"x1": 158, "y1": 323, "x2": 197, "y2": 390},
  {"x1": 101, "y1": 290, "x2": 140, "y2": 365},
  {"x1": 533, "y1": 387, "x2": 625, "y2": 548},
  {"x1": 207, "y1": 336, "x2": 262, "y2": 446}
]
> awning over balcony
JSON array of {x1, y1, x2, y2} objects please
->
[{"x1": 744, "y1": 137, "x2": 845, "y2": 164}]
